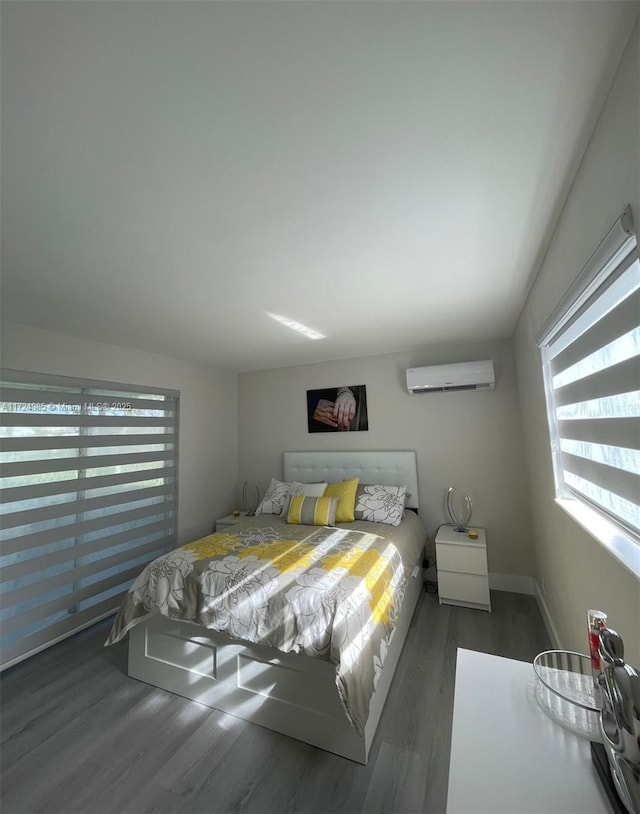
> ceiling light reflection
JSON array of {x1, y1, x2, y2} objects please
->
[{"x1": 266, "y1": 312, "x2": 325, "y2": 340}]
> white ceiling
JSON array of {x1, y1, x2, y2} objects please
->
[{"x1": 1, "y1": 1, "x2": 637, "y2": 372}]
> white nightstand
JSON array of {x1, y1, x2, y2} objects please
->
[
  {"x1": 435, "y1": 524, "x2": 491, "y2": 612},
  {"x1": 215, "y1": 512, "x2": 250, "y2": 533}
]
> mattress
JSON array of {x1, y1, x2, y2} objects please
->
[{"x1": 105, "y1": 511, "x2": 426, "y2": 734}]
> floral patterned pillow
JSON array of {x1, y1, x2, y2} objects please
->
[
  {"x1": 354, "y1": 484, "x2": 407, "y2": 526},
  {"x1": 255, "y1": 478, "x2": 307, "y2": 515}
]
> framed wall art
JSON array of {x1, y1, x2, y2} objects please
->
[{"x1": 306, "y1": 385, "x2": 368, "y2": 433}]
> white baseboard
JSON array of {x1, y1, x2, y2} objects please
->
[
  {"x1": 454, "y1": 571, "x2": 565, "y2": 649},
  {"x1": 488, "y1": 573, "x2": 562, "y2": 648},
  {"x1": 532, "y1": 580, "x2": 562, "y2": 649},
  {"x1": 489, "y1": 572, "x2": 535, "y2": 595}
]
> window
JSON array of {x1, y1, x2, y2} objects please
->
[
  {"x1": 537, "y1": 206, "x2": 639, "y2": 573},
  {"x1": 0, "y1": 371, "x2": 178, "y2": 670}
]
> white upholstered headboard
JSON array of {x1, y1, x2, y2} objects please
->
[{"x1": 283, "y1": 450, "x2": 420, "y2": 510}]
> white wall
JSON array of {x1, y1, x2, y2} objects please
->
[
  {"x1": 513, "y1": 24, "x2": 640, "y2": 664},
  {"x1": 239, "y1": 337, "x2": 534, "y2": 582},
  {"x1": 1, "y1": 320, "x2": 238, "y2": 543}
]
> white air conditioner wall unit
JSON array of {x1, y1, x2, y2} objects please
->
[{"x1": 406, "y1": 360, "x2": 495, "y2": 394}]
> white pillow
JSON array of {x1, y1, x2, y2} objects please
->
[
  {"x1": 279, "y1": 482, "x2": 328, "y2": 516},
  {"x1": 302, "y1": 482, "x2": 328, "y2": 497}
]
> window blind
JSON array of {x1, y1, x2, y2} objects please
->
[
  {"x1": 0, "y1": 371, "x2": 179, "y2": 670},
  {"x1": 537, "y1": 206, "x2": 639, "y2": 540}
]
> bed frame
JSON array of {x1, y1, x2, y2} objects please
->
[{"x1": 127, "y1": 450, "x2": 423, "y2": 764}]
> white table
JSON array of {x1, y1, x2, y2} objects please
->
[{"x1": 447, "y1": 648, "x2": 612, "y2": 814}]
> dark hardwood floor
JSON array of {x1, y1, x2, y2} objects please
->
[{"x1": 1, "y1": 590, "x2": 551, "y2": 814}]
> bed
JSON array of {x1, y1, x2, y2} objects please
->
[{"x1": 105, "y1": 450, "x2": 426, "y2": 764}]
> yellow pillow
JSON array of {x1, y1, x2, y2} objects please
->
[
  {"x1": 324, "y1": 477, "x2": 359, "y2": 522},
  {"x1": 287, "y1": 495, "x2": 338, "y2": 526}
]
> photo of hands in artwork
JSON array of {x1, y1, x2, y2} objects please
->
[{"x1": 306, "y1": 385, "x2": 368, "y2": 433}]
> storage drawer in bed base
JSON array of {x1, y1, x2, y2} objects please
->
[{"x1": 127, "y1": 554, "x2": 423, "y2": 764}]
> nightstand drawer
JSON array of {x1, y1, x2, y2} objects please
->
[
  {"x1": 438, "y1": 571, "x2": 490, "y2": 607},
  {"x1": 437, "y1": 543, "x2": 488, "y2": 576}
]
